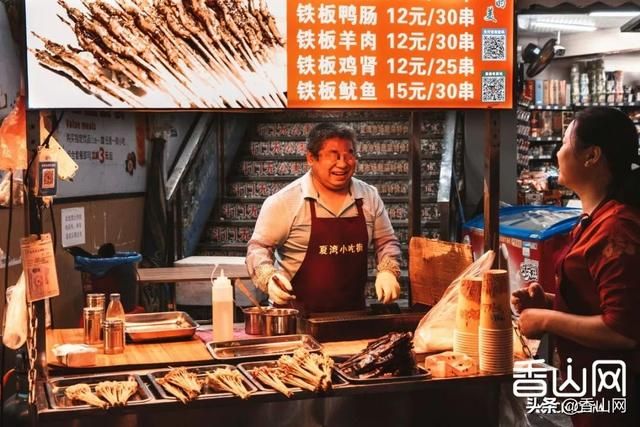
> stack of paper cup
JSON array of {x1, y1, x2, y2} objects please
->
[
  {"x1": 479, "y1": 269, "x2": 513, "y2": 374},
  {"x1": 454, "y1": 276, "x2": 482, "y2": 361}
]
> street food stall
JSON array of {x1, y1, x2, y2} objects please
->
[{"x1": 0, "y1": 0, "x2": 526, "y2": 426}]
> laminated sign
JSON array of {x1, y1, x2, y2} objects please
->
[
  {"x1": 288, "y1": 0, "x2": 514, "y2": 109},
  {"x1": 20, "y1": 233, "x2": 60, "y2": 302}
]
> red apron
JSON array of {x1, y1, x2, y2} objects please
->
[{"x1": 289, "y1": 198, "x2": 369, "y2": 314}]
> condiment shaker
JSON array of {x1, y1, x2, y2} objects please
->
[
  {"x1": 86, "y1": 293, "x2": 106, "y2": 313},
  {"x1": 83, "y1": 307, "x2": 103, "y2": 345},
  {"x1": 103, "y1": 319, "x2": 126, "y2": 354}
]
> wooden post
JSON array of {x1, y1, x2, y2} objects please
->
[
  {"x1": 484, "y1": 110, "x2": 500, "y2": 256},
  {"x1": 408, "y1": 111, "x2": 422, "y2": 239},
  {"x1": 25, "y1": 109, "x2": 49, "y2": 386},
  {"x1": 216, "y1": 113, "x2": 224, "y2": 219}
]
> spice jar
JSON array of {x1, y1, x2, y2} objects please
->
[
  {"x1": 85, "y1": 293, "x2": 105, "y2": 313},
  {"x1": 83, "y1": 307, "x2": 103, "y2": 345},
  {"x1": 103, "y1": 319, "x2": 126, "y2": 354}
]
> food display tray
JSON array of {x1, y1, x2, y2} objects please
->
[
  {"x1": 46, "y1": 373, "x2": 152, "y2": 409},
  {"x1": 333, "y1": 356, "x2": 431, "y2": 384},
  {"x1": 206, "y1": 334, "x2": 322, "y2": 362},
  {"x1": 125, "y1": 311, "x2": 199, "y2": 342},
  {"x1": 237, "y1": 360, "x2": 348, "y2": 394},
  {"x1": 298, "y1": 309, "x2": 426, "y2": 342},
  {"x1": 147, "y1": 364, "x2": 257, "y2": 400}
]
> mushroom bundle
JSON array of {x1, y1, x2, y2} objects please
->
[
  {"x1": 250, "y1": 348, "x2": 335, "y2": 397},
  {"x1": 64, "y1": 379, "x2": 138, "y2": 408}
]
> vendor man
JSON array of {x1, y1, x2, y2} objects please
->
[{"x1": 246, "y1": 123, "x2": 403, "y2": 313}]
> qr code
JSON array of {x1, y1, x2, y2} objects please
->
[
  {"x1": 481, "y1": 71, "x2": 506, "y2": 102},
  {"x1": 520, "y1": 261, "x2": 539, "y2": 282},
  {"x1": 482, "y1": 29, "x2": 507, "y2": 61},
  {"x1": 42, "y1": 168, "x2": 55, "y2": 189}
]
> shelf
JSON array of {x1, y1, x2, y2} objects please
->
[
  {"x1": 529, "y1": 137, "x2": 562, "y2": 142},
  {"x1": 530, "y1": 102, "x2": 639, "y2": 110},
  {"x1": 528, "y1": 105, "x2": 572, "y2": 111},
  {"x1": 574, "y1": 102, "x2": 639, "y2": 108},
  {"x1": 529, "y1": 156, "x2": 554, "y2": 161},
  {"x1": 243, "y1": 154, "x2": 414, "y2": 161}
]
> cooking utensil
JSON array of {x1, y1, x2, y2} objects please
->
[
  {"x1": 263, "y1": 308, "x2": 298, "y2": 336},
  {"x1": 124, "y1": 312, "x2": 198, "y2": 342},
  {"x1": 242, "y1": 307, "x2": 265, "y2": 335},
  {"x1": 234, "y1": 278, "x2": 264, "y2": 311},
  {"x1": 206, "y1": 334, "x2": 322, "y2": 362}
]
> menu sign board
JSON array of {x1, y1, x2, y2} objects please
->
[
  {"x1": 288, "y1": 0, "x2": 513, "y2": 108},
  {"x1": 26, "y1": 0, "x2": 513, "y2": 110}
]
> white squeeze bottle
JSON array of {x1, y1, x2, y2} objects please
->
[{"x1": 212, "y1": 269, "x2": 234, "y2": 342}]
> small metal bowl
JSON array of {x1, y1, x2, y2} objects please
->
[
  {"x1": 243, "y1": 307, "x2": 265, "y2": 335},
  {"x1": 263, "y1": 308, "x2": 299, "y2": 336}
]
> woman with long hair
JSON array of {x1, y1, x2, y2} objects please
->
[{"x1": 513, "y1": 107, "x2": 640, "y2": 426}]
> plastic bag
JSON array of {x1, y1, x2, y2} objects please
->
[
  {"x1": 413, "y1": 250, "x2": 496, "y2": 353},
  {"x1": 499, "y1": 382, "x2": 531, "y2": 427},
  {"x1": 2, "y1": 272, "x2": 28, "y2": 349},
  {"x1": 0, "y1": 170, "x2": 25, "y2": 206},
  {"x1": 73, "y1": 251, "x2": 142, "y2": 277},
  {"x1": 0, "y1": 94, "x2": 27, "y2": 171}
]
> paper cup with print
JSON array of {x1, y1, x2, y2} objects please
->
[
  {"x1": 480, "y1": 270, "x2": 512, "y2": 330},
  {"x1": 456, "y1": 276, "x2": 483, "y2": 333}
]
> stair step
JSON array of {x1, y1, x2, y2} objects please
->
[
  {"x1": 214, "y1": 201, "x2": 440, "y2": 222},
  {"x1": 225, "y1": 180, "x2": 440, "y2": 199},
  {"x1": 254, "y1": 121, "x2": 412, "y2": 140},
  {"x1": 245, "y1": 138, "x2": 443, "y2": 158},
  {"x1": 251, "y1": 110, "x2": 411, "y2": 123},
  {"x1": 221, "y1": 196, "x2": 438, "y2": 204},
  {"x1": 232, "y1": 159, "x2": 441, "y2": 180},
  {"x1": 252, "y1": 120, "x2": 445, "y2": 140}
]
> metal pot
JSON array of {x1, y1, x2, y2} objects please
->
[
  {"x1": 243, "y1": 307, "x2": 264, "y2": 335},
  {"x1": 263, "y1": 308, "x2": 299, "y2": 336}
]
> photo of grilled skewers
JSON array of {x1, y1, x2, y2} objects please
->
[{"x1": 26, "y1": 0, "x2": 287, "y2": 109}]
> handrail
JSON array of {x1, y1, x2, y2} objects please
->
[
  {"x1": 165, "y1": 114, "x2": 215, "y2": 202},
  {"x1": 437, "y1": 111, "x2": 457, "y2": 204},
  {"x1": 437, "y1": 111, "x2": 461, "y2": 241}
]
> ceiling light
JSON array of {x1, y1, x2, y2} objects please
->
[
  {"x1": 530, "y1": 21, "x2": 597, "y2": 32},
  {"x1": 589, "y1": 11, "x2": 640, "y2": 17}
]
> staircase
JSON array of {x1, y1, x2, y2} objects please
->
[{"x1": 197, "y1": 110, "x2": 461, "y2": 303}]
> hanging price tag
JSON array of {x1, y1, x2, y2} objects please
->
[
  {"x1": 20, "y1": 233, "x2": 60, "y2": 302},
  {"x1": 38, "y1": 160, "x2": 58, "y2": 197}
]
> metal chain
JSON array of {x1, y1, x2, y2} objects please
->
[
  {"x1": 27, "y1": 302, "x2": 38, "y2": 404},
  {"x1": 512, "y1": 319, "x2": 534, "y2": 359}
]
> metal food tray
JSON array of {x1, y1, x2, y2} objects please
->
[
  {"x1": 147, "y1": 364, "x2": 257, "y2": 400},
  {"x1": 46, "y1": 373, "x2": 152, "y2": 409},
  {"x1": 125, "y1": 311, "x2": 198, "y2": 342},
  {"x1": 206, "y1": 334, "x2": 322, "y2": 362},
  {"x1": 333, "y1": 357, "x2": 431, "y2": 384},
  {"x1": 237, "y1": 360, "x2": 348, "y2": 394}
]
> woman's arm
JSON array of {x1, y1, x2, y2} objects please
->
[{"x1": 519, "y1": 308, "x2": 637, "y2": 350}]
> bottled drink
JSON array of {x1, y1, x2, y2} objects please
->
[
  {"x1": 212, "y1": 270, "x2": 234, "y2": 342},
  {"x1": 105, "y1": 293, "x2": 125, "y2": 322}
]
